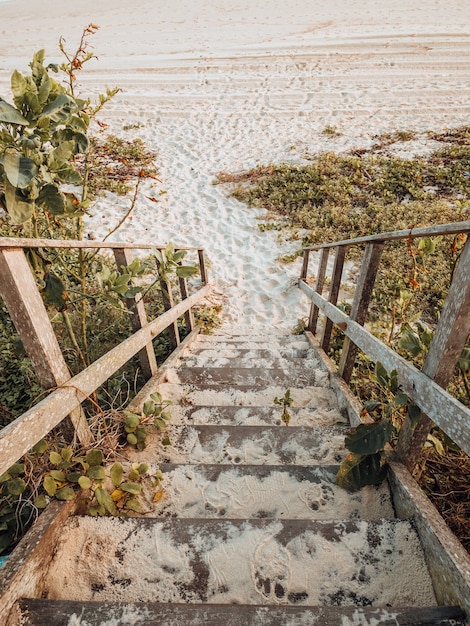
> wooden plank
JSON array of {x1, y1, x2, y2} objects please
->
[
  {"x1": 198, "y1": 248, "x2": 209, "y2": 285},
  {"x1": 113, "y1": 248, "x2": 158, "y2": 379},
  {"x1": 177, "y1": 266, "x2": 194, "y2": 333},
  {"x1": 303, "y1": 220, "x2": 470, "y2": 251},
  {"x1": 338, "y1": 242, "x2": 384, "y2": 383},
  {"x1": 307, "y1": 247, "x2": 329, "y2": 334},
  {"x1": 320, "y1": 246, "x2": 346, "y2": 352},
  {"x1": 0, "y1": 285, "x2": 211, "y2": 475},
  {"x1": 156, "y1": 254, "x2": 180, "y2": 350},
  {"x1": 299, "y1": 280, "x2": 470, "y2": 455},
  {"x1": 0, "y1": 249, "x2": 92, "y2": 446},
  {"x1": 300, "y1": 249, "x2": 310, "y2": 281},
  {"x1": 0, "y1": 500, "x2": 77, "y2": 626},
  {"x1": 395, "y1": 236, "x2": 470, "y2": 467},
  {"x1": 0, "y1": 238, "x2": 200, "y2": 251}
]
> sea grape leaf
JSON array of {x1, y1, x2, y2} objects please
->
[
  {"x1": 345, "y1": 421, "x2": 394, "y2": 455},
  {"x1": 110, "y1": 463, "x2": 123, "y2": 487},
  {"x1": 0, "y1": 97, "x2": 29, "y2": 124},
  {"x1": 42, "y1": 273, "x2": 68, "y2": 311},
  {"x1": 2, "y1": 149, "x2": 38, "y2": 189},
  {"x1": 336, "y1": 452, "x2": 387, "y2": 492}
]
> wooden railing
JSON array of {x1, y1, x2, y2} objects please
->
[
  {"x1": 0, "y1": 238, "x2": 210, "y2": 476},
  {"x1": 299, "y1": 221, "x2": 470, "y2": 470}
]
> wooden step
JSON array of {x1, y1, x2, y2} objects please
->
[
  {"x1": 17, "y1": 598, "x2": 468, "y2": 626},
  {"x1": 181, "y1": 354, "x2": 319, "y2": 369},
  {"x1": 176, "y1": 404, "x2": 348, "y2": 428},
  {"x1": 144, "y1": 424, "x2": 349, "y2": 465},
  {"x1": 158, "y1": 382, "x2": 338, "y2": 409},
  {"x1": 164, "y1": 365, "x2": 327, "y2": 388},
  {"x1": 43, "y1": 517, "x2": 436, "y2": 607},
  {"x1": 148, "y1": 464, "x2": 395, "y2": 520},
  {"x1": 184, "y1": 347, "x2": 313, "y2": 361},
  {"x1": 195, "y1": 335, "x2": 308, "y2": 345}
]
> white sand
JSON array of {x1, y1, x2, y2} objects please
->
[{"x1": 0, "y1": 1, "x2": 469, "y2": 329}]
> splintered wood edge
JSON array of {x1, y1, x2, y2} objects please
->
[{"x1": 0, "y1": 499, "x2": 78, "y2": 626}]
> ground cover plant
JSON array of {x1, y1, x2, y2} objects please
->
[{"x1": 217, "y1": 127, "x2": 470, "y2": 552}]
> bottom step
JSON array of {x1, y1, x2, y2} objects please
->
[{"x1": 17, "y1": 599, "x2": 467, "y2": 626}]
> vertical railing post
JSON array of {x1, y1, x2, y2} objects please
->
[
  {"x1": 308, "y1": 247, "x2": 329, "y2": 334},
  {"x1": 395, "y1": 235, "x2": 470, "y2": 470},
  {"x1": 321, "y1": 246, "x2": 346, "y2": 352},
  {"x1": 113, "y1": 248, "x2": 158, "y2": 380},
  {"x1": 300, "y1": 249, "x2": 310, "y2": 282},
  {"x1": 338, "y1": 241, "x2": 384, "y2": 383},
  {"x1": 198, "y1": 249, "x2": 209, "y2": 285},
  {"x1": 156, "y1": 250, "x2": 180, "y2": 350},
  {"x1": 0, "y1": 248, "x2": 92, "y2": 446},
  {"x1": 177, "y1": 258, "x2": 194, "y2": 333}
]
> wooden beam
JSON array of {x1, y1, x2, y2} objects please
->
[
  {"x1": 299, "y1": 280, "x2": 470, "y2": 455},
  {"x1": 156, "y1": 254, "x2": 180, "y2": 350},
  {"x1": 307, "y1": 247, "x2": 329, "y2": 334},
  {"x1": 300, "y1": 249, "x2": 310, "y2": 281},
  {"x1": 198, "y1": 249, "x2": 209, "y2": 285},
  {"x1": 320, "y1": 246, "x2": 346, "y2": 352},
  {"x1": 338, "y1": 242, "x2": 384, "y2": 383},
  {"x1": 113, "y1": 248, "x2": 158, "y2": 379},
  {"x1": 0, "y1": 249, "x2": 92, "y2": 446},
  {"x1": 0, "y1": 284, "x2": 210, "y2": 476},
  {"x1": 395, "y1": 235, "x2": 470, "y2": 468},
  {"x1": 0, "y1": 237, "x2": 200, "y2": 251}
]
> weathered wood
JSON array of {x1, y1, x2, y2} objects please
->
[
  {"x1": 0, "y1": 284, "x2": 211, "y2": 475},
  {"x1": 0, "y1": 500, "x2": 77, "y2": 626},
  {"x1": 198, "y1": 248, "x2": 209, "y2": 285},
  {"x1": 395, "y1": 236, "x2": 470, "y2": 468},
  {"x1": 178, "y1": 264, "x2": 194, "y2": 332},
  {"x1": 156, "y1": 253, "x2": 180, "y2": 350},
  {"x1": 338, "y1": 242, "x2": 384, "y2": 383},
  {"x1": 299, "y1": 280, "x2": 470, "y2": 455},
  {"x1": 320, "y1": 246, "x2": 346, "y2": 352},
  {"x1": 0, "y1": 237, "x2": 198, "y2": 251},
  {"x1": 16, "y1": 599, "x2": 468, "y2": 626},
  {"x1": 307, "y1": 247, "x2": 329, "y2": 334},
  {"x1": 300, "y1": 249, "x2": 310, "y2": 281},
  {"x1": 113, "y1": 248, "x2": 158, "y2": 379},
  {"x1": 0, "y1": 249, "x2": 92, "y2": 446},
  {"x1": 388, "y1": 461, "x2": 470, "y2": 618},
  {"x1": 303, "y1": 220, "x2": 470, "y2": 251}
]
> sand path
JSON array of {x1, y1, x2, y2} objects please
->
[{"x1": 0, "y1": 1, "x2": 469, "y2": 329}]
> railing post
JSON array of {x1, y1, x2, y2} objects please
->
[
  {"x1": 338, "y1": 242, "x2": 384, "y2": 383},
  {"x1": 177, "y1": 262, "x2": 195, "y2": 333},
  {"x1": 0, "y1": 248, "x2": 92, "y2": 446},
  {"x1": 198, "y1": 249, "x2": 209, "y2": 285},
  {"x1": 156, "y1": 250, "x2": 180, "y2": 350},
  {"x1": 113, "y1": 248, "x2": 158, "y2": 380},
  {"x1": 308, "y1": 247, "x2": 329, "y2": 334},
  {"x1": 395, "y1": 235, "x2": 470, "y2": 470},
  {"x1": 300, "y1": 249, "x2": 310, "y2": 281},
  {"x1": 321, "y1": 246, "x2": 346, "y2": 352}
]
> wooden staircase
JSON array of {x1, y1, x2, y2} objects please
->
[{"x1": 13, "y1": 330, "x2": 467, "y2": 625}]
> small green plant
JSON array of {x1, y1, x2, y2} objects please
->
[
  {"x1": 274, "y1": 389, "x2": 294, "y2": 426},
  {"x1": 123, "y1": 391, "x2": 174, "y2": 450},
  {"x1": 336, "y1": 362, "x2": 421, "y2": 491},
  {"x1": 194, "y1": 304, "x2": 223, "y2": 334},
  {"x1": 154, "y1": 243, "x2": 199, "y2": 283},
  {"x1": 322, "y1": 125, "x2": 341, "y2": 136}
]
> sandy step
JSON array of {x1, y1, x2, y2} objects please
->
[
  {"x1": 145, "y1": 425, "x2": 349, "y2": 465},
  {"x1": 44, "y1": 517, "x2": 436, "y2": 607},
  {"x1": 148, "y1": 464, "x2": 395, "y2": 520},
  {"x1": 175, "y1": 404, "x2": 348, "y2": 428},
  {"x1": 164, "y1": 366, "x2": 327, "y2": 388},
  {"x1": 18, "y1": 599, "x2": 467, "y2": 626},
  {"x1": 194, "y1": 337, "x2": 309, "y2": 350},
  {"x1": 180, "y1": 355, "x2": 320, "y2": 369},
  {"x1": 184, "y1": 347, "x2": 313, "y2": 360},
  {"x1": 159, "y1": 382, "x2": 339, "y2": 410}
]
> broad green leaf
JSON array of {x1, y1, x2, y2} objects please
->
[
  {"x1": 407, "y1": 403, "x2": 422, "y2": 428},
  {"x1": 161, "y1": 435, "x2": 172, "y2": 446},
  {"x1": 49, "y1": 140, "x2": 74, "y2": 168},
  {"x1": 127, "y1": 433, "x2": 138, "y2": 446},
  {"x1": 31, "y1": 439, "x2": 48, "y2": 454},
  {"x1": 34, "y1": 494, "x2": 48, "y2": 509},
  {"x1": 120, "y1": 482, "x2": 142, "y2": 495},
  {"x1": 61, "y1": 446, "x2": 74, "y2": 462},
  {"x1": 78, "y1": 476, "x2": 92, "y2": 490},
  {"x1": 49, "y1": 470, "x2": 66, "y2": 482},
  {"x1": 458, "y1": 347, "x2": 470, "y2": 372},
  {"x1": 336, "y1": 452, "x2": 387, "y2": 492},
  {"x1": 374, "y1": 362, "x2": 389, "y2": 389},
  {"x1": 150, "y1": 392, "x2": 163, "y2": 404},
  {"x1": 394, "y1": 392, "x2": 409, "y2": 408},
  {"x1": 127, "y1": 469, "x2": 140, "y2": 482},
  {"x1": 55, "y1": 486, "x2": 75, "y2": 501},
  {"x1": 398, "y1": 327, "x2": 422, "y2": 357},
  {"x1": 125, "y1": 498, "x2": 141, "y2": 512},
  {"x1": 418, "y1": 237, "x2": 437, "y2": 255},
  {"x1": 154, "y1": 418, "x2": 167, "y2": 431},
  {"x1": 86, "y1": 449, "x2": 104, "y2": 466},
  {"x1": 2, "y1": 149, "x2": 38, "y2": 189},
  {"x1": 7, "y1": 477, "x2": 26, "y2": 496},
  {"x1": 176, "y1": 265, "x2": 199, "y2": 278},
  {"x1": 110, "y1": 463, "x2": 123, "y2": 487},
  {"x1": 10, "y1": 70, "x2": 27, "y2": 98},
  {"x1": 4, "y1": 181, "x2": 34, "y2": 223},
  {"x1": 0, "y1": 97, "x2": 29, "y2": 125},
  {"x1": 40, "y1": 94, "x2": 78, "y2": 123},
  {"x1": 95, "y1": 487, "x2": 117, "y2": 516},
  {"x1": 42, "y1": 273, "x2": 68, "y2": 311},
  {"x1": 66, "y1": 472, "x2": 82, "y2": 483},
  {"x1": 43, "y1": 475, "x2": 57, "y2": 497},
  {"x1": 54, "y1": 164, "x2": 82, "y2": 184},
  {"x1": 362, "y1": 400, "x2": 380, "y2": 413},
  {"x1": 89, "y1": 503, "x2": 106, "y2": 517},
  {"x1": 49, "y1": 451, "x2": 63, "y2": 465},
  {"x1": 143, "y1": 400, "x2": 155, "y2": 416},
  {"x1": 8, "y1": 463, "x2": 24, "y2": 477},
  {"x1": 124, "y1": 413, "x2": 140, "y2": 429},
  {"x1": 37, "y1": 183, "x2": 66, "y2": 215},
  {"x1": 137, "y1": 463, "x2": 149, "y2": 475},
  {"x1": 87, "y1": 465, "x2": 106, "y2": 481},
  {"x1": 345, "y1": 421, "x2": 394, "y2": 455}
]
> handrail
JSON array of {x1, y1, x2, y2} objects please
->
[
  {"x1": 299, "y1": 220, "x2": 470, "y2": 470},
  {"x1": 302, "y1": 220, "x2": 470, "y2": 251},
  {"x1": 0, "y1": 238, "x2": 210, "y2": 474}
]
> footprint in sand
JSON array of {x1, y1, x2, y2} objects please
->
[{"x1": 253, "y1": 533, "x2": 291, "y2": 602}]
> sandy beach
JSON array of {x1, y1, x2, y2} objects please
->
[{"x1": 0, "y1": 0, "x2": 469, "y2": 329}]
